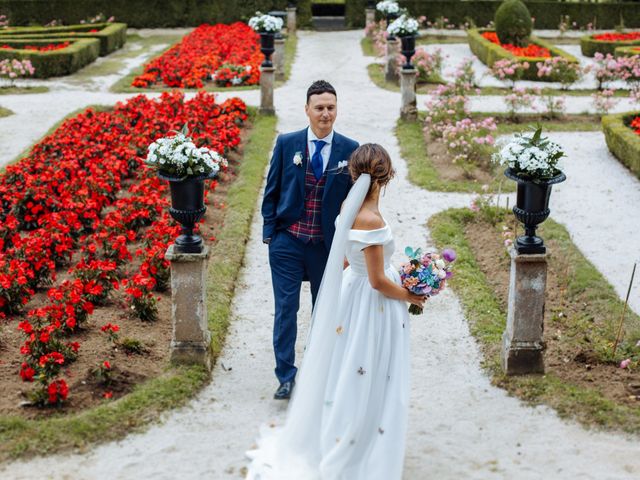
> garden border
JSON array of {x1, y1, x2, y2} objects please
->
[
  {"x1": 601, "y1": 111, "x2": 640, "y2": 179},
  {"x1": 580, "y1": 34, "x2": 640, "y2": 58},
  {"x1": 0, "y1": 106, "x2": 277, "y2": 461},
  {"x1": 614, "y1": 45, "x2": 640, "y2": 57},
  {"x1": 467, "y1": 28, "x2": 579, "y2": 82},
  {"x1": 0, "y1": 23, "x2": 127, "y2": 56},
  {"x1": 0, "y1": 37, "x2": 100, "y2": 78},
  {"x1": 111, "y1": 32, "x2": 298, "y2": 94},
  {"x1": 429, "y1": 207, "x2": 640, "y2": 434}
]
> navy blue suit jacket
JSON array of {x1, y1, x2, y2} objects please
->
[{"x1": 262, "y1": 127, "x2": 359, "y2": 251}]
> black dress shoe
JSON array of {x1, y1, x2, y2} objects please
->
[{"x1": 274, "y1": 381, "x2": 295, "y2": 400}]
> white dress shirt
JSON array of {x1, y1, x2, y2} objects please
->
[{"x1": 307, "y1": 127, "x2": 334, "y2": 172}]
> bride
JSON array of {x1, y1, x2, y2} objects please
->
[{"x1": 246, "y1": 144, "x2": 425, "y2": 479}]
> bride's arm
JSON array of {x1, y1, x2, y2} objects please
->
[{"x1": 363, "y1": 245, "x2": 425, "y2": 308}]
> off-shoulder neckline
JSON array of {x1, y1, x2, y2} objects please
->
[
  {"x1": 336, "y1": 214, "x2": 389, "y2": 232},
  {"x1": 350, "y1": 223, "x2": 389, "y2": 233}
]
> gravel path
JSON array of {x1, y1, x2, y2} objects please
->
[{"x1": 1, "y1": 29, "x2": 639, "y2": 480}]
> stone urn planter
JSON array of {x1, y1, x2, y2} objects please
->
[
  {"x1": 399, "y1": 35, "x2": 416, "y2": 69},
  {"x1": 504, "y1": 168, "x2": 566, "y2": 254},
  {"x1": 259, "y1": 32, "x2": 275, "y2": 67},
  {"x1": 159, "y1": 172, "x2": 217, "y2": 253}
]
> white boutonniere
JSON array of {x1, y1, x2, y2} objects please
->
[{"x1": 293, "y1": 151, "x2": 303, "y2": 166}]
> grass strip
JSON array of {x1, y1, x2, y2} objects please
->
[
  {"x1": 207, "y1": 110, "x2": 276, "y2": 357},
  {"x1": 0, "y1": 86, "x2": 49, "y2": 95},
  {"x1": 0, "y1": 107, "x2": 277, "y2": 460},
  {"x1": 361, "y1": 36, "x2": 375, "y2": 57},
  {"x1": 0, "y1": 106, "x2": 13, "y2": 117},
  {"x1": 429, "y1": 208, "x2": 640, "y2": 434}
]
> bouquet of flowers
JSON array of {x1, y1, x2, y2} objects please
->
[
  {"x1": 399, "y1": 246, "x2": 456, "y2": 315},
  {"x1": 492, "y1": 126, "x2": 565, "y2": 182},
  {"x1": 145, "y1": 124, "x2": 227, "y2": 180},
  {"x1": 248, "y1": 12, "x2": 284, "y2": 33},
  {"x1": 387, "y1": 14, "x2": 420, "y2": 37},
  {"x1": 376, "y1": 0, "x2": 401, "y2": 15}
]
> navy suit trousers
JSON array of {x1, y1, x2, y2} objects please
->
[{"x1": 268, "y1": 230, "x2": 328, "y2": 384}]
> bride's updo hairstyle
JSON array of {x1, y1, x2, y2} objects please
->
[{"x1": 348, "y1": 143, "x2": 395, "y2": 193}]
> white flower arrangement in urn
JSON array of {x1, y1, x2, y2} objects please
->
[{"x1": 248, "y1": 12, "x2": 284, "y2": 33}]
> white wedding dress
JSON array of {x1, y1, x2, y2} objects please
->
[{"x1": 246, "y1": 175, "x2": 410, "y2": 480}]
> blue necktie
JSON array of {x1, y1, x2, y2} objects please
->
[{"x1": 311, "y1": 140, "x2": 326, "y2": 180}]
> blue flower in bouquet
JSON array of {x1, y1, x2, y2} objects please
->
[{"x1": 399, "y1": 246, "x2": 456, "y2": 315}]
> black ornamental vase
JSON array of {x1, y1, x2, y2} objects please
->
[
  {"x1": 400, "y1": 35, "x2": 416, "y2": 69},
  {"x1": 260, "y1": 32, "x2": 275, "y2": 67},
  {"x1": 505, "y1": 168, "x2": 566, "y2": 254},
  {"x1": 159, "y1": 172, "x2": 216, "y2": 254},
  {"x1": 386, "y1": 12, "x2": 400, "y2": 41}
]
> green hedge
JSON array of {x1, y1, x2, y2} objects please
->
[
  {"x1": 0, "y1": 0, "x2": 312, "y2": 28},
  {"x1": 0, "y1": 38, "x2": 100, "y2": 77},
  {"x1": 581, "y1": 33, "x2": 640, "y2": 58},
  {"x1": 602, "y1": 112, "x2": 640, "y2": 179},
  {"x1": 467, "y1": 28, "x2": 578, "y2": 81},
  {"x1": 347, "y1": 1, "x2": 640, "y2": 29},
  {"x1": 0, "y1": 23, "x2": 127, "y2": 56},
  {"x1": 615, "y1": 45, "x2": 640, "y2": 57}
]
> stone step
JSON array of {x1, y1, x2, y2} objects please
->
[{"x1": 312, "y1": 16, "x2": 347, "y2": 31}]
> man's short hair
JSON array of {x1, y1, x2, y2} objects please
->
[{"x1": 306, "y1": 80, "x2": 337, "y2": 103}]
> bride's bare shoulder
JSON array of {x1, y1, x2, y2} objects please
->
[{"x1": 351, "y1": 210, "x2": 385, "y2": 231}]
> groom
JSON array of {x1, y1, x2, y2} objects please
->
[{"x1": 262, "y1": 80, "x2": 359, "y2": 400}]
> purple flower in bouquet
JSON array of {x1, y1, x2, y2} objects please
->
[{"x1": 399, "y1": 246, "x2": 456, "y2": 315}]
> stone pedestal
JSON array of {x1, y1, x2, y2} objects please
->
[
  {"x1": 165, "y1": 244, "x2": 211, "y2": 369},
  {"x1": 385, "y1": 38, "x2": 400, "y2": 83},
  {"x1": 502, "y1": 249, "x2": 548, "y2": 375},
  {"x1": 274, "y1": 38, "x2": 286, "y2": 81},
  {"x1": 400, "y1": 68, "x2": 417, "y2": 121},
  {"x1": 287, "y1": 7, "x2": 297, "y2": 34},
  {"x1": 365, "y1": 8, "x2": 376, "y2": 31},
  {"x1": 260, "y1": 66, "x2": 276, "y2": 115}
]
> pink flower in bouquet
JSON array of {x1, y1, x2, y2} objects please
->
[{"x1": 400, "y1": 246, "x2": 456, "y2": 315}]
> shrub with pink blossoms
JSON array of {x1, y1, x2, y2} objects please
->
[
  {"x1": 423, "y1": 83, "x2": 470, "y2": 138},
  {"x1": 591, "y1": 89, "x2": 618, "y2": 115},
  {"x1": 504, "y1": 87, "x2": 540, "y2": 119},
  {"x1": 590, "y1": 53, "x2": 634, "y2": 90},
  {"x1": 441, "y1": 117, "x2": 498, "y2": 175},
  {"x1": 491, "y1": 58, "x2": 529, "y2": 89},
  {"x1": 452, "y1": 57, "x2": 478, "y2": 92},
  {"x1": 0, "y1": 15, "x2": 8, "y2": 28},
  {"x1": 536, "y1": 57, "x2": 583, "y2": 90},
  {"x1": 542, "y1": 94, "x2": 567, "y2": 119},
  {"x1": 365, "y1": 20, "x2": 388, "y2": 58},
  {"x1": 397, "y1": 48, "x2": 444, "y2": 82},
  {"x1": 0, "y1": 59, "x2": 35, "y2": 86}
]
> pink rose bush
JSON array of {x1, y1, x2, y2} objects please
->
[
  {"x1": 441, "y1": 117, "x2": 497, "y2": 175},
  {"x1": 535, "y1": 57, "x2": 582, "y2": 90},
  {"x1": 0, "y1": 58, "x2": 35, "y2": 86}
]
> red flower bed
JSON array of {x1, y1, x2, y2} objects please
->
[
  {"x1": 631, "y1": 116, "x2": 640, "y2": 135},
  {"x1": 593, "y1": 32, "x2": 640, "y2": 42},
  {"x1": 132, "y1": 23, "x2": 262, "y2": 89},
  {"x1": 0, "y1": 42, "x2": 71, "y2": 52},
  {"x1": 1, "y1": 91, "x2": 247, "y2": 406},
  {"x1": 481, "y1": 31, "x2": 551, "y2": 58}
]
